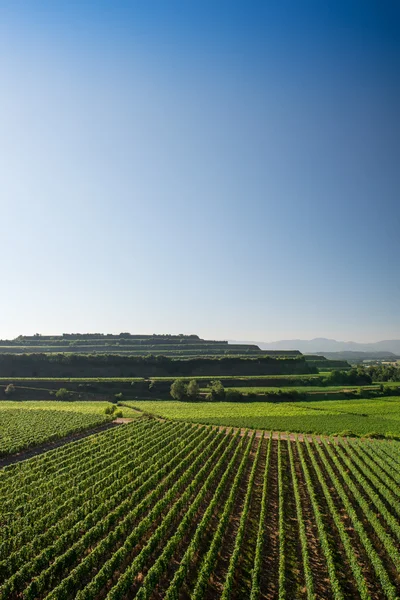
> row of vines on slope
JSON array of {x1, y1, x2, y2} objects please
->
[{"x1": 0, "y1": 418, "x2": 400, "y2": 599}]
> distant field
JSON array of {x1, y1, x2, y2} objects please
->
[
  {"x1": 0, "y1": 401, "x2": 139, "y2": 456},
  {"x1": 128, "y1": 398, "x2": 400, "y2": 438}
]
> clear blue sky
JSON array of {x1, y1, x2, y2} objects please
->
[{"x1": 1, "y1": 1, "x2": 399, "y2": 342}]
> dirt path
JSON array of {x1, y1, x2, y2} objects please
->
[
  {"x1": 112, "y1": 417, "x2": 136, "y2": 423},
  {"x1": 0, "y1": 420, "x2": 127, "y2": 468}
]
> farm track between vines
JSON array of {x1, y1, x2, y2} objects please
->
[{"x1": 1, "y1": 417, "x2": 400, "y2": 599}]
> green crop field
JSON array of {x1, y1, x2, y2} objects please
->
[
  {"x1": 128, "y1": 397, "x2": 400, "y2": 438},
  {"x1": 0, "y1": 419, "x2": 399, "y2": 599},
  {"x1": 0, "y1": 400, "x2": 140, "y2": 416},
  {"x1": 0, "y1": 402, "x2": 139, "y2": 456},
  {"x1": 0, "y1": 407, "x2": 109, "y2": 457}
]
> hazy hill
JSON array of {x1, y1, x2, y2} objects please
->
[{"x1": 230, "y1": 338, "x2": 400, "y2": 355}]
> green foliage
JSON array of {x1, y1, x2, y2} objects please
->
[
  {"x1": 0, "y1": 353, "x2": 318, "y2": 378},
  {"x1": 170, "y1": 379, "x2": 187, "y2": 401},
  {"x1": 368, "y1": 363, "x2": 400, "y2": 382},
  {"x1": 0, "y1": 407, "x2": 110, "y2": 456},
  {"x1": 105, "y1": 404, "x2": 121, "y2": 416},
  {"x1": 55, "y1": 388, "x2": 72, "y2": 401},
  {"x1": 0, "y1": 420, "x2": 399, "y2": 598},
  {"x1": 128, "y1": 398, "x2": 400, "y2": 438},
  {"x1": 186, "y1": 379, "x2": 199, "y2": 401},
  {"x1": 206, "y1": 380, "x2": 225, "y2": 401},
  {"x1": 324, "y1": 368, "x2": 372, "y2": 386},
  {"x1": 170, "y1": 378, "x2": 200, "y2": 401},
  {"x1": 324, "y1": 364, "x2": 400, "y2": 387}
]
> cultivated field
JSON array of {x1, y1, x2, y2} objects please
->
[
  {"x1": 0, "y1": 402, "x2": 139, "y2": 456},
  {"x1": 0, "y1": 418, "x2": 399, "y2": 599},
  {"x1": 127, "y1": 398, "x2": 400, "y2": 438}
]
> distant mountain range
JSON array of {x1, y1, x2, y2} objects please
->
[{"x1": 230, "y1": 338, "x2": 400, "y2": 356}]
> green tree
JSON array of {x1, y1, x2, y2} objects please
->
[
  {"x1": 206, "y1": 380, "x2": 225, "y2": 401},
  {"x1": 170, "y1": 379, "x2": 187, "y2": 401},
  {"x1": 186, "y1": 379, "x2": 199, "y2": 401}
]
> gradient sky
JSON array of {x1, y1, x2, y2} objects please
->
[{"x1": 1, "y1": 1, "x2": 399, "y2": 342}]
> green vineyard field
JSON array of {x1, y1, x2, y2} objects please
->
[
  {"x1": 0, "y1": 408, "x2": 108, "y2": 457},
  {"x1": 0, "y1": 402, "x2": 140, "y2": 457},
  {"x1": 127, "y1": 398, "x2": 400, "y2": 438},
  {"x1": 1, "y1": 418, "x2": 399, "y2": 599}
]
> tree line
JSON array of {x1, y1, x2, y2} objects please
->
[{"x1": 0, "y1": 354, "x2": 316, "y2": 378}]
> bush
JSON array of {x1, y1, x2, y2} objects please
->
[
  {"x1": 104, "y1": 406, "x2": 114, "y2": 415},
  {"x1": 114, "y1": 410, "x2": 123, "y2": 418},
  {"x1": 55, "y1": 388, "x2": 72, "y2": 401}
]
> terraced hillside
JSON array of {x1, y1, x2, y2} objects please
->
[
  {"x1": 0, "y1": 334, "x2": 268, "y2": 356},
  {"x1": 1, "y1": 418, "x2": 399, "y2": 599},
  {"x1": 0, "y1": 334, "x2": 349, "y2": 368}
]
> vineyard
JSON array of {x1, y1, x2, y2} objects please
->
[
  {"x1": 0, "y1": 407, "x2": 111, "y2": 457},
  {"x1": 1, "y1": 418, "x2": 399, "y2": 598},
  {"x1": 127, "y1": 398, "x2": 400, "y2": 438},
  {"x1": 0, "y1": 402, "x2": 143, "y2": 457}
]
